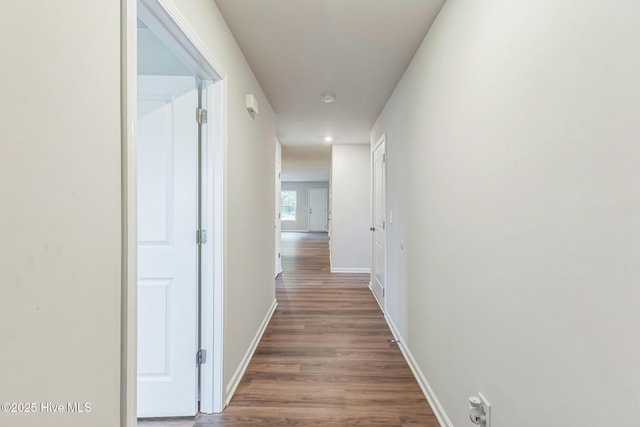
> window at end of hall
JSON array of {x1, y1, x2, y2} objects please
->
[{"x1": 281, "y1": 190, "x2": 297, "y2": 221}]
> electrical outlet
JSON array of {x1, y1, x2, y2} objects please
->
[
  {"x1": 478, "y1": 393, "x2": 491, "y2": 427},
  {"x1": 469, "y1": 393, "x2": 491, "y2": 427}
]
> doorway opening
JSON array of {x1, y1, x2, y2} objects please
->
[
  {"x1": 275, "y1": 143, "x2": 282, "y2": 278},
  {"x1": 136, "y1": 70, "x2": 202, "y2": 417},
  {"x1": 370, "y1": 134, "x2": 386, "y2": 310},
  {"x1": 123, "y1": 0, "x2": 228, "y2": 424}
]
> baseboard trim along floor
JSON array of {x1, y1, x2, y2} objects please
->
[
  {"x1": 384, "y1": 313, "x2": 453, "y2": 427},
  {"x1": 224, "y1": 299, "x2": 278, "y2": 406}
]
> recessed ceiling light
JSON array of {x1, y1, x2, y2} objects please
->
[
  {"x1": 320, "y1": 91, "x2": 336, "y2": 103},
  {"x1": 325, "y1": 136, "x2": 333, "y2": 142}
]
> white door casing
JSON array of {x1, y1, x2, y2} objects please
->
[
  {"x1": 309, "y1": 188, "x2": 328, "y2": 232},
  {"x1": 371, "y1": 137, "x2": 386, "y2": 309},
  {"x1": 125, "y1": 1, "x2": 229, "y2": 423},
  {"x1": 137, "y1": 75, "x2": 199, "y2": 417},
  {"x1": 275, "y1": 158, "x2": 282, "y2": 277}
]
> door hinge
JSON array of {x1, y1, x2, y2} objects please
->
[
  {"x1": 383, "y1": 220, "x2": 385, "y2": 230},
  {"x1": 196, "y1": 107, "x2": 207, "y2": 124},
  {"x1": 278, "y1": 252, "x2": 281, "y2": 259},
  {"x1": 196, "y1": 349, "x2": 207, "y2": 366},
  {"x1": 383, "y1": 288, "x2": 385, "y2": 298},
  {"x1": 196, "y1": 229, "x2": 207, "y2": 244},
  {"x1": 383, "y1": 153, "x2": 386, "y2": 163}
]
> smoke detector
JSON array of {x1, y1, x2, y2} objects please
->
[{"x1": 320, "y1": 91, "x2": 336, "y2": 103}]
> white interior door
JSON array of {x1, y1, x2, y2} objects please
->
[
  {"x1": 275, "y1": 159, "x2": 282, "y2": 277},
  {"x1": 371, "y1": 139, "x2": 386, "y2": 308},
  {"x1": 309, "y1": 188, "x2": 328, "y2": 232},
  {"x1": 137, "y1": 75, "x2": 199, "y2": 417}
]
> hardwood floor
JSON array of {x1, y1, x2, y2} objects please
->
[{"x1": 195, "y1": 232, "x2": 438, "y2": 426}]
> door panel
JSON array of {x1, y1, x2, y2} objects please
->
[
  {"x1": 275, "y1": 159, "x2": 282, "y2": 276},
  {"x1": 309, "y1": 188, "x2": 328, "y2": 232},
  {"x1": 371, "y1": 141, "x2": 385, "y2": 307},
  {"x1": 137, "y1": 75, "x2": 199, "y2": 418},
  {"x1": 138, "y1": 279, "x2": 171, "y2": 375}
]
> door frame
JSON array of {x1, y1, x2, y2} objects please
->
[
  {"x1": 275, "y1": 140, "x2": 282, "y2": 277},
  {"x1": 122, "y1": 0, "x2": 228, "y2": 425},
  {"x1": 370, "y1": 134, "x2": 387, "y2": 312},
  {"x1": 308, "y1": 188, "x2": 328, "y2": 232}
]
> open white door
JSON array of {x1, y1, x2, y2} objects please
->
[
  {"x1": 275, "y1": 157, "x2": 282, "y2": 277},
  {"x1": 309, "y1": 188, "x2": 328, "y2": 232},
  {"x1": 137, "y1": 75, "x2": 199, "y2": 417},
  {"x1": 371, "y1": 137, "x2": 386, "y2": 308}
]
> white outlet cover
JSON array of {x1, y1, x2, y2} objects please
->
[{"x1": 478, "y1": 393, "x2": 491, "y2": 427}]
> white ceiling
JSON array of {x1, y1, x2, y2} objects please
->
[{"x1": 214, "y1": 0, "x2": 445, "y2": 147}]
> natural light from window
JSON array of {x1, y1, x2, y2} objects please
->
[{"x1": 281, "y1": 190, "x2": 297, "y2": 221}]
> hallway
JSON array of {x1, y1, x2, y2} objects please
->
[{"x1": 197, "y1": 232, "x2": 438, "y2": 426}]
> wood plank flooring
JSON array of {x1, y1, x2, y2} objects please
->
[{"x1": 195, "y1": 232, "x2": 438, "y2": 426}]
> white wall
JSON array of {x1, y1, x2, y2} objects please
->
[
  {"x1": 281, "y1": 144, "x2": 331, "y2": 182},
  {"x1": 0, "y1": 2, "x2": 121, "y2": 426},
  {"x1": 371, "y1": 1, "x2": 640, "y2": 426},
  {"x1": 281, "y1": 181, "x2": 329, "y2": 232},
  {"x1": 330, "y1": 145, "x2": 371, "y2": 273},
  {"x1": 167, "y1": 0, "x2": 277, "y2": 403}
]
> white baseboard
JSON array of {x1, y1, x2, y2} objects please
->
[
  {"x1": 368, "y1": 281, "x2": 384, "y2": 312},
  {"x1": 224, "y1": 299, "x2": 278, "y2": 406},
  {"x1": 330, "y1": 267, "x2": 371, "y2": 273},
  {"x1": 384, "y1": 314, "x2": 453, "y2": 427},
  {"x1": 281, "y1": 230, "x2": 329, "y2": 233}
]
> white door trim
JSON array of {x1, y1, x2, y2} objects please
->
[
  {"x1": 275, "y1": 153, "x2": 282, "y2": 277},
  {"x1": 200, "y1": 78, "x2": 228, "y2": 414},
  {"x1": 122, "y1": 1, "x2": 228, "y2": 424},
  {"x1": 121, "y1": 2, "x2": 138, "y2": 426}
]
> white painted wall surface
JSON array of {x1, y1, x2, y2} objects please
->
[
  {"x1": 167, "y1": 0, "x2": 277, "y2": 403},
  {"x1": 0, "y1": 1, "x2": 121, "y2": 426},
  {"x1": 281, "y1": 145, "x2": 331, "y2": 182},
  {"x1": 281, "y1": 181, "x2": 329, "y2": 232},
  {"x1": 330, "y1": 145, "x2": 371, "y2": 272},
  {"x1": 371, "y1": 1, "x2": 640, "y2": 426}
]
